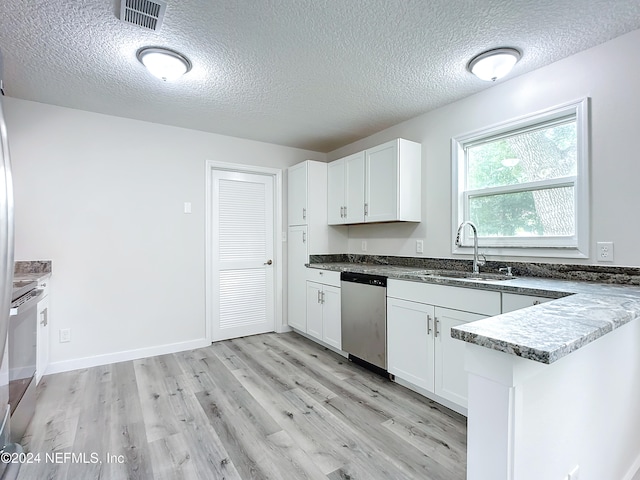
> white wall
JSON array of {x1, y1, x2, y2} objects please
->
[
  {"x1": 328, "y1": 28, "x2": 640, "y2": 267},
  {"x1": 4, "y1": 98, "x2": 324, "y2": 370}
]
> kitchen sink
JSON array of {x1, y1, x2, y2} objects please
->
[{"x1": 412, "y1": 270, "x2": 515, "y2": 281}]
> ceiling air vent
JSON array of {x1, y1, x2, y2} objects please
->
[{"x1": 120, "y1": 0, "x2": 167, "y2": 31}]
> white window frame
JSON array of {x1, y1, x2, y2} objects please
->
[{"x1": 451, "y1": 98, "x2": 590, "y2": 259}]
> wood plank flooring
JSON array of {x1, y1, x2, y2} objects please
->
[{"x1": 17, "y1": 332, "x2": 467, "y2": 479}]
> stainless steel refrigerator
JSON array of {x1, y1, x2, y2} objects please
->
[{"x1": 0, "y1": 49, "x2": 23, "y2": 479}]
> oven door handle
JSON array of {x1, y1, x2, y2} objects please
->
[{"x1": 9, "y1": 289, "x2": 45, "y2": 317}]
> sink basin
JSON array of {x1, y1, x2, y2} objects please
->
[{"x1": 418, "y1": 270, "x2": 515, "y2": 281}]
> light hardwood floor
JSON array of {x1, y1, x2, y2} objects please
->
[{"x1": 17, "y1": 332, "x2": 467, "y2": 479}]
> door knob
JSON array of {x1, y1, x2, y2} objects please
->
[{"x1": 264, "y1": 260, "x2": 273, "y2": 265}]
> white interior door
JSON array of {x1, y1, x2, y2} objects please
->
[{"x1": 211, "y1": 169, "x2": 275, "y2": 341}]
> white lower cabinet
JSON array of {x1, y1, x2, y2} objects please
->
[
  {"x1": 434, "y1": 307, "x2": 485, "y2": 407},
  {"x1": 306, "y1": 281, "x2": 341, "y2": 350},
  {"x1": 36, "y1": 277, "x2": 51, "y2": 385},
  {"x1": 387, "y1": 298, "x2": 435, "y2": 391},
  {"x1": 287, "y1": 226, "x2": 308, "y2": 332},
  {"x1": 387, "y1": 279, "x2": 499, "y2": 412},
  {"x1": 388, "y1": 298, "x2": 486, "y2": 409}
]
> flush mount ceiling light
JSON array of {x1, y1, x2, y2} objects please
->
[
  {"x1": 467, "y1": 48, "x2": 521, "y2": 82},
  {"x1": 136, "y1": 46, "x2": 192, "y2": 82}
]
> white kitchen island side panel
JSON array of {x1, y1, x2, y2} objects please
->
[{"x1": 465, "y1": 316, "x2": 640, "y2": 480}]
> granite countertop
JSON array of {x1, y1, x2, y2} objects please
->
[
  {"x1": 14, "y1": 260, "x2": 52, "y2": 283},
  {"x1": 308, "y1": 260, "x2": 640, "y2": 364}
]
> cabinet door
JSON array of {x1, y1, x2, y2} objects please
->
[
  {"x1": 502, "y1": 293, "x2": 553, "y2": 313},
  {"x1": 387, "y1": 298, "x2": 435, "y2": 392},
  {"x1": 344, "y1": 152, "x2": 365, "y2": 224},
  {"x1": 434, "y1": 307, "x2": 486, "y2": 408},
  {"x1": 288, "y1": 162, "x2": 308, "y2": 226},
  {"x1": 287, "y1": 226, "x2": 308, "y2": 331},
  {"x1": 327, "y1": 159, "x2": 345, "y2": 225},
  {"x1": 365, "y1": 141, "x2": 398, "y2": 223},
  {"x1": 36, "y1": 295, "x2": 50, "y2": 385},
  {"x1": 321, "y1": 285, "x2": 341, "y2": 350},
  {"x1": 306, "y1": 282, "x2": 323, "y2": 340}
]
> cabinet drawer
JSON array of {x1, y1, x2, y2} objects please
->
[
  {"x1": 387, "y1": 279, "x2": 501, "y2": 316},
  {"x1": 306, "y1": 268, "x2": 341, "y2": 287}
]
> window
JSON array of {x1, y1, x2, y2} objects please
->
[{"x1": 452, "y1": 98, "x2": 589, "y2": 258}]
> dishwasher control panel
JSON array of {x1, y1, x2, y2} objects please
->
[{"x1": 340, "y1": 271, "x2": 387, "y2": 287}]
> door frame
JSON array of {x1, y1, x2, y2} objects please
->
[{"x1": 205, "y1": 160, "x2": 284, "y2": 343}]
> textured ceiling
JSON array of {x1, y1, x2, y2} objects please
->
[{"x1": 1, "y1": 0, "x2": 640, "y2": 152}]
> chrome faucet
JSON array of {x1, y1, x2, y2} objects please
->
[{"x1": 455, "y1": 221, "x2": 485, "y2": 274}]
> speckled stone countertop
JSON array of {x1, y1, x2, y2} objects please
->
[
  {"x1": 308, "y1": 257, "x2": 640, "y2": 364},
  {"x1": 14, "y1": 260, "x2": 52, "y2": 282}
]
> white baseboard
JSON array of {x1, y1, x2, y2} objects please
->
[
  {"x1": 393, "y1": 376, "x2": 468, "y2": 417},
  {"x1": 45, "y1": 338, "x2": 211, "y2": 376},
  {"x1": 276, "y1": 324, "x2": 293, "y2": 334},
  {"x1": 290, "y1": 328, "x2": 348, "y2": 358}
]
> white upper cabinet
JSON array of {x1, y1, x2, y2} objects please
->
[
  {"x1": 328, "y1": 152, "x2": 365, "y2": 224},
  {"x1": 327, "y1": 158, "x2": 346, "y2": 225},
  {"x1": 327, "y1": 139, "x2": 421, "y2": 225},
  {"x1": 288, "y1": 161, "x2": 308, "y2": 226},
  {"x1": 287, "y1": 160, "x2": 346, "y2": 254}
]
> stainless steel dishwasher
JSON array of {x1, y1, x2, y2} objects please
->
[{"x1": 340, "y1": 271, "x2": 387, "y2": 374}]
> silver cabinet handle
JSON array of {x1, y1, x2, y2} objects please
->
[
  {"x1": 302, "y1": 232, "x2": 306, "y2": 243},
  {"x1": 317, "y1": 290, "x2": 322, "y2": 303},
  {"x1": 264, "y1": 260, "x2": 273, "y2": 265},
  {"x1": 533, "y1": 300, "x2": 541, "y2": 305},
  {"x1": 302, "y1": 208, "x2": 306, "y2": 220},
  {"x1": 40, "y1": 309, "x2": 48, "y2": 327},
  {"x1": 364, "y1": 203, "x2": 368, "y2": 216},
  {"x1": 434, "y1": 318, "x2": 440, "y2": 338},
  {"x1": 340, "y1": 206, "x2": 344, "y2": 218},
  {"x1": 427, "y1": 314, "x2": 432, "y2": 335}
]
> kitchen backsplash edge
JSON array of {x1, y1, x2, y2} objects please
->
[{"x1": 308, "y1": 254, "x2": 640, "y2": 285}]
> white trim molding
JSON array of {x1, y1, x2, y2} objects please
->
[
  {"x1": 451, "y1": 97, "x2": 590, "y2": 259},
  {"x1": 47, "y1": 338, "x2": 210, "y2": 375}
]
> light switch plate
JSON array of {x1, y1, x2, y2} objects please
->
[
  {"x1": 184, "y1": 202, "x2": 192, "y2": 214},
  {"x1": 416, "y1": 240, "x2": 424, "y2": 254}
]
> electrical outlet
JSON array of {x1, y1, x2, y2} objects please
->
[
  {"x1": 59, "y1": 328, "x2": 71, "y2": 343},
  {"x1": 361, "y1": 240, "x2": 367, "y2": 252},
  {"x1": 597, "y1": 242, "x2": 614, "y2": 262},
  {"x1": 416, "y1": 240, "x2": 424, "y2": 254}
]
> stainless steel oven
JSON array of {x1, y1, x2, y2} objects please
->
[{"x1": 9, "y1": 281, "x2": 43, "y2": 443}]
